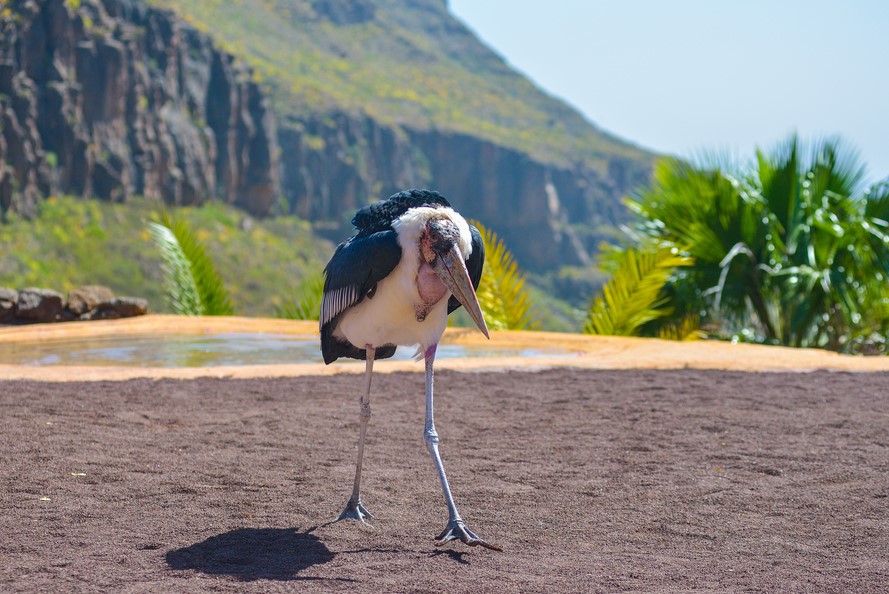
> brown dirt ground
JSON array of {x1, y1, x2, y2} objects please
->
[
  {"x1": 3, "y1": 367, "x2": 889, "y2": 592},
  {"x1": 2, "y1": 317, "x2": 889, "y2": 592}
]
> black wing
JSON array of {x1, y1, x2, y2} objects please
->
[
  {"x1": 320, "y1": 230, "x2": 402, "y2": 364},
  {"x1": 448, "y1": 223, "x2": 485, "y2": 314}
]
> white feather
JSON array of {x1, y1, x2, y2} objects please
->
[
  {"x1": 333, "y1": 206, "x2": 473, "y2": 353},
  {"x1": 320, "y1": 286, "x2": 358, "y2": 329},
  {"x1": 392, "y1": 206, "x2": 473, "y2": 258}
]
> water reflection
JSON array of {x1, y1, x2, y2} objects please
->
[{"x1": 0, "y1": 333, "x2": 568, "y2": 368}]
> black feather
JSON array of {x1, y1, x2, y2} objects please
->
[
  {"x1": 321, "y1": 322, "x2": 396, "y2": 364},
  {"x1": 320, "y1": 189, "x2": 483, "y2": 364},
  {"x1": 320, "y1": 230, "x2": 402, "y2": 364},
  {"x1": 351, "y1": 189, "x2": 450, "y2": 234}
]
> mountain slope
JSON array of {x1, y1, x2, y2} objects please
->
[
  {"x1": 1, "y1": 0, "x2": 654, "y2": 286},
  {"x1": 150, "y1": 0, "x2": 648, "y2": 169},
  {"x1": 147, "y1": 0, "x2": 655, "y2": 271}
]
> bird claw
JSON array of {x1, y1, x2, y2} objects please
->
[
  {"x1": 335, "y1": 498, "x2": 374, "y2": 525},
  {"x1": 435, "y1": 519, "x2": 502, "y2": 551}
]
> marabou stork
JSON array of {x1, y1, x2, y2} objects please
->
[{"x1": 320, "y1": 189, "x2": 500, "y2": 551}]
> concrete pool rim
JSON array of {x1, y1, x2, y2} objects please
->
[{"x1": 2, "y1": 314, "x2": 888, "y2": 382}]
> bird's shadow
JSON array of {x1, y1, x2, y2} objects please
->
[
  {"x1": 429, "y1": 549, "x2": 471, "y2": 565},
  {"x1": 166, "y1": 526, "x2": 345, "y2": 582}
]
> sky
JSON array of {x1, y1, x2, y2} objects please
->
[{"x1": 448, "y1": 0, "x2": 889, "y2": 185}]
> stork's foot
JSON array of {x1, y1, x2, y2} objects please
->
[
  {"x1": 434, "y1": 519, "x2": 502, "y2": 551},
  {"x1": 335, "y1": 497, "x2": 374, "y2": 525}
]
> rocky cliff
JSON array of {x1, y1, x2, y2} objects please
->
[
  {"x1": 279, "y1": 113, "x2": 649, "y2": 270},
  {"x1": 0, "y1": 0, "x2": 277, "y2": 218},
  {"x1": 0, "y1": 0, "x2": 653, "y2": 273}
]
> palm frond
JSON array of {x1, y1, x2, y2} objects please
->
[
  {"x1": 864, "y1": 181, "x2": 889, "y2": 221},
  {"x1": 276, "y1": 271, "x2": 324, "y2": 320},
  {"x1": 585, "y1": 243, "x2": 693, "y2": 336},
  {"x1": 148, "y1": 221, "x2": 203, "y2": 316},
  {"x1": 625, "y1": 133, "x2": 886, "y2": 351},
  {"x1": 657, "y1": 314, "x2": 706, "y2": 341},
  {"x1": 473, "y1": 221, "x2": 538, "y2": 331},
  {"x1": 148, "y1": 212, "x2": 233, "y2": 316},
  {"x1": 756, "y1": 135, "x2": 801, "y2": 244},
  {"x1": 807, "y1": 135, "x2": 868, "y2": 197}
]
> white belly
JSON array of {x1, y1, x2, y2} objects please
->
[{"x1": 335, "y1": 263, "x2": 450, "y2": 353}]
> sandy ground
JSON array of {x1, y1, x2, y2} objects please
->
[{"x1": 2, "y1": 317, "x2": 888, "y2": 592}]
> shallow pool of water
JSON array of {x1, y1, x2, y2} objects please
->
[{"x1": 0, "y1": 332, "x2": 568, "y2": 368}]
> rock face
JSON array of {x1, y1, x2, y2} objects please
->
[
  {"x1": 0, "y1": 0, "x2": 277, "y2": 217},
  {"x1": 0, "y1": 0, "x2": 651, "y2": 273},
  {"x1": 0, "y1": 285, "x2": 148, "y2": 324},
  {"x1": 279, "y1": 113, "x2": 651, "y2": 271}
]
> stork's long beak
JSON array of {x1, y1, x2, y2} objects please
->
[{"x1": 432, "y1": 245, "x2": 490, "y2": 339}]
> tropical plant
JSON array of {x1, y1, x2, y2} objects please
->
[
  {"x1": 276, "y1": 271, "x2": 325, "y2": 320},
  {"x1": 473, "y1": 222, "x2": 539, "y2": 331},
  {"x1": 584, "y1": 242, "x2": 693, "y2": 336},
  {"x1": 657, "y1": 314, "x2": 706, "y2": 342},
  {"x1": 625, "y1": 134, "x2": 889, "y2": 352},
  {"x1": 0, "y1": 197, "x2": 332, "y2": 315},
  {"x1": 148, "y1": 212, "x2": 234, "y2": 316}
]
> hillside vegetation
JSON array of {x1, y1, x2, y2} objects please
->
[
  {"x1": 0, "y1": 0, "x2": 640, "y2": 330},
  {"x1": 148, "y1": 0, "x2": 649, "y2": 170},
  {"x1": 0, "y1": 196, "x2": 582, "y2": 330},
  {"x1": 0, "y1": 197, "x2": 332, "y2": 316}
]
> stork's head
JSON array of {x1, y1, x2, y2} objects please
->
[
  {"x1": 396, "y1": 208, "x2": 489, "y2": 338},
  {"x1": 420, "y1": 218, "x2": 462, "y2": 264}
]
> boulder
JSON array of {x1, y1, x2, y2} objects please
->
[
  {"x1": 0, "y1": 287, "x2": 17, "y2": 322},
  {"x1": 16, "y1": 287, "x2": 65, "y2": 323},
  {"x1": 67, "y1": 285, "x2": 115, "y2": 315},
  {"x1": 84, "y1": 297, "x2": 148, "y2": 320},
  {"x1": 1, "y1": 286, "x2": 148, "y2": 324}
]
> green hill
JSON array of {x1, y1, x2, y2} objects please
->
[
  {"x1": 151, "y1": 0, "x2": 649, "y2": 169},
  {"x1": 0, "y1": 0, "x2": 651, "y2": 329},
  {"x1": 0, "y1": 197, "x2": 331, "y2": 316},
  {"x1": 0, "y1": 195, "x2": 584, "y2": 330}
]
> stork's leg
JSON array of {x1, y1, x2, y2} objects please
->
[
  {"x1": 335, "y1": 346, "x2": 375, "y2": 524},
  {"x1": 423, "y1": 345, "x2": 501, "y2": 551}
]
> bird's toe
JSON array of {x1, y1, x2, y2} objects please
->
[
  {"x1": 435, "y1": 519, "x2": 502, "y2": 551},
  {"x1": 335, "y1": 498, "x2": 374, "y2": 525}
]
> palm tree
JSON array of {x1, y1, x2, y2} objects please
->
[
  {"x1": 472, "y1": 222, "x2": 539, "y2": 331},
  {"x1": 148, "y1": 212, "x2": 234, "y2": 316},
  {"x1": 584, "y1": 242, "x2": 693, "y2": 337},
  {"x1": 625, "y1": 134, "x2": 889, "y2": 352}
]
